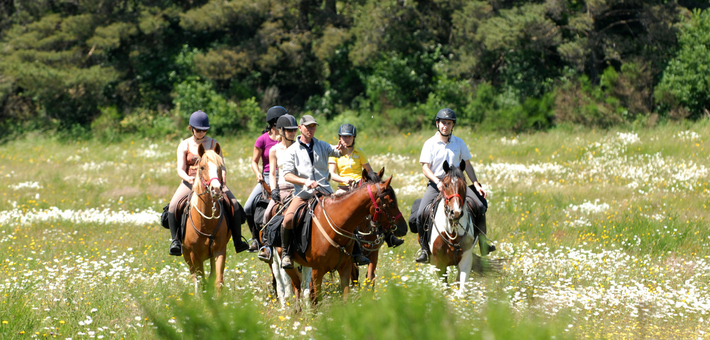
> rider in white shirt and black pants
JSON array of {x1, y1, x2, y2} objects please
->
[{"x1": 414, "y1": 108, "x2": 495, "y2": 263}]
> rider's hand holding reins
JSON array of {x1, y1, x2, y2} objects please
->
[
  {"x1": 304, "y1": 179, "x2": 319, "y2": 189},
  {"x1": 473, "y1": 181, "x2": 486, "y2": 198}
]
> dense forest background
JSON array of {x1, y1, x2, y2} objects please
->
[{"x1": 1, "y1": 0, "x2": 710, "y2": 140}]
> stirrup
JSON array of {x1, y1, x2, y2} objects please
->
[
  {"x1": 247, "y1": 238, "x2": 259, "y2": 253},
  {"x1": 352, "y1": 254, "x2": 371, "y2": 266},
  {"x1": 169, "y1": 239, "x2": 182, "y2": 256},
  {"x1": 281, "y1": 254, "x2": 294, "y2": 269},
  {"x1": 257, "y1": 246, "x2": 272, "y2": 262},
  {"x1": 414, "y1": 249, "x2": 429, "y2": 263}
]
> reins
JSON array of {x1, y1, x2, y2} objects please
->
[{"x1": 189, "y1": 156, "x2": 225, "y2": 258}]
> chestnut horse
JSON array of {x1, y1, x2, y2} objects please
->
[
  {"x1": 284, "y1": 176, "x2": 406, "y2": 306},
  {"x1": 182, "y1": 143, "x2": 231, "y2": 293},
  {"x1": 424, "y1": 160, "x2": 478, "y2": 291}
]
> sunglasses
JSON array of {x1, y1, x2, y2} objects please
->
[{"x1": 193, "y1": 128, "x2": 207, "y2": 133}]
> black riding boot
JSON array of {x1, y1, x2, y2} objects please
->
[
  {"x1": 384, "y1": 232, "x2": 404, "y2": 248},
  {"x1": 229, "y1": 213, "x2": 250, "y2": 254},
  {"x1": 246, "y1": 215, "x2": 259, "y2": 252},
  {"x1": 351, "y1": 243, "x2": 370, "y2": 266},
  {"x1": 415, "y1": 228, "x2": 429, "y2": 263},
  {"x1": 167, "y1": 212, "x2": 182, "y2": 256},
  {"x1": 281, "y1": 227, "x2": 294, "y2": 269}
]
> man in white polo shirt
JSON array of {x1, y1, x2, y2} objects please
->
[{"x1": 414, "y1": 108, "x2": 496, "y2": 263}]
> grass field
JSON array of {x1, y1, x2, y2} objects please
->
[{"x1": 0, "y1": 121, "x2": 709, "y2": 339}]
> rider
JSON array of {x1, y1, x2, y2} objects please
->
[
  {"x1": 414, "y1": 108, "x2": 496, "y2": 263},
  {"x1": 328, "y1": 123, "x2": 404, "y2": 248},
  {"x1": 167, "y1": 110, "x2": 249, "y2": 256},
  {"x1": 257, "y1": 114, "x2": 299, "y2": 260},
  {"x1": 280, "y1": 115, "x2": 371, "y2": 269},
  {"x1": 244, "y1": 106, "x2": 288, "y2": 252}
]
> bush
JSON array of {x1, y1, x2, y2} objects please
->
[
  {"x1": 655, "y1": 9, "x2": 710, "y2": 119},
  {"x1": 173, "y1": 78, "x2": 252, "y2": 136}
]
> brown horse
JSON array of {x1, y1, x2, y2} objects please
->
[
  {"x1": 284, "y1": 176, "x2": 406, "y2": 306},
  {"x1": 350, "y1": 168, "x2": 398, "y2": 286},
  {"x1": 182, "y1": 143, "x2": 231, "y2": 293},
  {"x1": 421, "y1": 160, "x2": 479, "y2": 290}
]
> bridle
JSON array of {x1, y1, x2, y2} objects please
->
[
  {"x1": 192, "y1": 158, "x2": 222, "y2": 220},
  {"x1": 366, "y1": 184, "x2": 403, "y2": 231}
]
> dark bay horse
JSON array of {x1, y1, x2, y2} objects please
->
[
  {"x1": 350, "y1": 167, "x2": 406, "y2": 286},
  {"x1": 182, "y1": 143, "x2": 231, "y2": 293},
  {"x1": 284, "y1": 176, "x2": 406, "y2": 306}
]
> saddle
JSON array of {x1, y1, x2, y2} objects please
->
[{"x1": 170, "y1": 192, "x2": 244, "y2": 242}]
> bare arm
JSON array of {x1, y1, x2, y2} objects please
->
[
  {"x1": 268, "y1": 147, "x2": 279, "y2": 187},
  {"x1": 329, "y1": 162, "x2": 352, "y2": 184},
  {"x1": 464, "y1": 159, "x2": 486, "y2": 198},
  {"x1": 285, "y1": 173, "x2": 318, "y2": 189},
  {"x1": 176, "y1": 141, "x2": 193, "y2": 184},
  {"x1": 251, "y1": 146, "x2": 263, "y2": 182},
  {"x1": 422, "y1": 163, "x2": 444, "y2": 192},
  {"x1": 217, "y1": 141, "x2": 227, "y2": 185}
]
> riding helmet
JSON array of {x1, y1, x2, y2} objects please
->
[
  {"x1": 276, "y1": 114, "x2": 298, "y2": 130},
  {"x1": 338, "y1": 123, "x2": 357, "y2": 137},
  {"x1": 435, "y1": 108, "x2": 457, "y2": 123},
  {"x1": 266, "y1": 106, "x2": 288, "y2": 124},
  {"x1": 189, "y1": 110, "x2": 210, "y2": 130}
]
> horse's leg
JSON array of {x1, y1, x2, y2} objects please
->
[
  {"x1": 310, "y1": 268, "x2": 323, "y2": 306},
  {"x1": 301, "y1": 267, "x2": 312, "y2": 309},
  {"x1": 214, "y1": 251, "x2": 226, "y2": 292},
  {"x1": 338, "y1": 264, "x2": 352, "y2": 301},
  {"x1": 367, "y1": 250, "x2": 379, "y2": 284},
  {"x1": 457, "y1": 250, "x2": 474, "y2": 294},
  {"x1": 209, "y1": 255, "x2": 217, "y2": 283},
  {"x1": 192, "y1": 254, "x2": 204, "y2": 295}
]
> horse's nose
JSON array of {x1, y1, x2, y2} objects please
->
[{"x1": 451, "y1": 209, "x2": 462, "y2": 220}]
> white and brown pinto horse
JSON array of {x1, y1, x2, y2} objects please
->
[
  {"x1": 426, "y1": 160, "x2": 478, "y2": 291},
  {"x1": 182, "y1": 143, "x2": 231, "y2": 293}
]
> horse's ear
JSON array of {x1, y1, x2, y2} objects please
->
[
  {"x1": 459, "y1": 160, "x2": 466, "y2": 172},
  {"x1": 362, "y1": 168, "x2": 370, "y2": 181},
  {"x1": 377, "y1": 167, "x2": 385, "y2": 178},
  {"x1": 383, "y1": 175, "x2": 393, "y2": 188},
  {"x1": 214, "y1": 142, "x2": 221, "y2": 156},
  {"x1": 443, "y1": 160, "x2": 450, "y2": 173},
  {"x1": 198, "y1": 143, "x2": 206, "y2": 157}
]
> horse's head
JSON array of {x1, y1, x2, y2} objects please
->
[
  {"x1": 441, "y1": 160, "x2": 467, "y2": 223},
  {"x1": 196, "y1": 143, "x2": 224, "y2": 201},
  {"x1": 365, "y1": 170, "x2": 408, "y2": 235}
]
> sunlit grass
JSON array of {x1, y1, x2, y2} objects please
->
[{"x1": 0, "y1": 121, "x2": 708, "y2": 338}]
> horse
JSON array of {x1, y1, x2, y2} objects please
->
[
  {"x1": 182, "y1": 143, "x2": 232, "y2": 293},
  {"x1": 283, "y1": 175, "x2": 406, "y2": 307},
  {"x1": 257, "y1": 181, "x2": 313, "y2": 309},
  {"x1": 350, "y1": 167, "x2": 407, "y2": 286},
  {"x1": 422, "y1": 160, "x2": 478, "y2": 291}
]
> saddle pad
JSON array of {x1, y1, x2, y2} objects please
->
[
  {"x1": 252, "y1": 192, "x2": 271, "y2": 231},
  {"x1": 263, "y1": 215, "x2": 284, "y2": 247},
  {"x1": 292, "y1": 197, "x2": 319, "y2": 256}
]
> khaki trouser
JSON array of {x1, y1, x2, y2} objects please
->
[{"x1": 283, "y1": 196, "x2": 308, "y2": 230}]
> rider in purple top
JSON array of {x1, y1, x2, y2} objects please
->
[{"x1": 244, "y1": 106, "x2": 288, "y2": 252}]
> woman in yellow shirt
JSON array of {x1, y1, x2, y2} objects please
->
[{"x1": 329, "y1": 123, "x2": 404, "y2": 248}]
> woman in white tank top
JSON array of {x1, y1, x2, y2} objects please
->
[{"x1": 259, "y1": 115, "x2": 299, "y2": 260}]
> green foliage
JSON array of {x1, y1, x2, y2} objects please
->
[
  {"x1": 144, "y1": 290, "x2": 267, "y2": 340},
  {"x1": 173, "y1": 78, "x2": 251, "y2": 136},
  {"x1": 315, "y1": 283, "x2": 574, "y2": 340},
  {"x1": 655, "y1": 9, "x2": 710, "y2": 119}
]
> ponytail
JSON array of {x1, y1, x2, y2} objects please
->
[{"x1": 261, "y1": 124, "x2": 271, "y2": 134}]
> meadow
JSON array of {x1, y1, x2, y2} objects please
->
[{"x1": 0, "y1": 121, "x2": 709, "y2": 339}]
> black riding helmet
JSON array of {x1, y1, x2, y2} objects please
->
[
  {"x1": 276, "y1": 114, "x2": 298, "y2": 130},
  {"x1": 266, "y1": 106, "x2": 288, "y2": 125},
  {"x1": 338, "y1": 123, "x2": 357, "y2": 137},
  {"x1": 435, "y1": 108, "x2": 456, "y2": 137}
]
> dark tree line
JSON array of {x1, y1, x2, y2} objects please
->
[{"x1": 0, "y1": 0, "x2": 708, "y2": 138}]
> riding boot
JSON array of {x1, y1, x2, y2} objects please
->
[
  {"x1": 384, "y1": 232, "x2": 404, "y2": 248},
  {"x1": 280, "y1": 227, "x2": 294, "y2": 269},
  {"x1": 167, "y1": 212, "x2": 182, "y2": 256},
  {"x1": 477, "y1": 214, "x2": 496, "y2": 255},
  {"x1": 351, "y1": 243, "x2": 370, "y2": 266},
  {"x1": 230, "y1": 213, "x2": 250, "y2": 254},
  {"x1": 415, "y1": 228, "x2": 429, "y2": 263},
  {"x1": 246, "y1": 216, "x2": 259, "y2": 252}
]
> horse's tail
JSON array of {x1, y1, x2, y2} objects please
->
[{"x1": 470, "y1": 254, "x2": 506, "y2": 276}]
